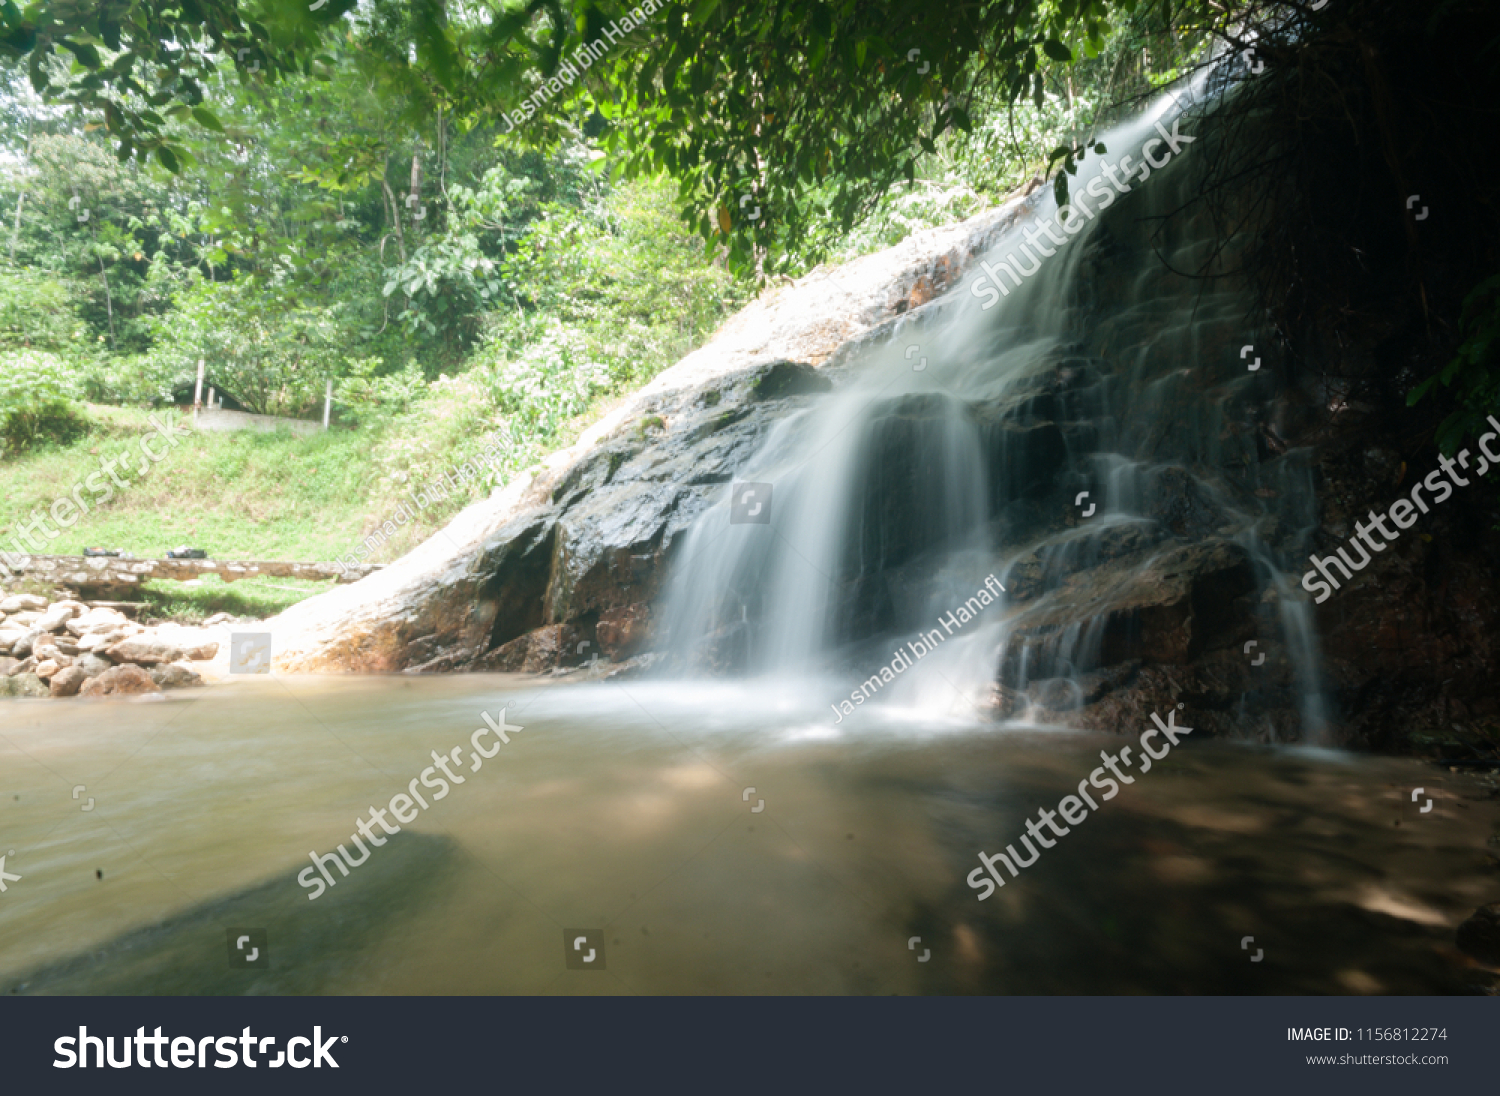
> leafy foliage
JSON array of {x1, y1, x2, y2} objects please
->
[
  {"x1": 144, "y1": 278, "x2": 340, "y2": 416},
  {"x1": 0, "y1": 267, "x2": 84, "y2": 350},
  {"x1": 1408, "y1": 274, "x2": 1500, "y2": 455},
  {"x1": 0, "y1": 347, "x2": 86, "y2": 455}
]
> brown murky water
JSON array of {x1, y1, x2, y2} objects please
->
[{"x1": 1, "y1": 675, "x2": 1496, "y2": 994}]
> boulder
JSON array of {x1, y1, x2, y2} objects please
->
[
  {"x1": 264, "y1": 201, "x2": 1027, "y2": 674},
  {"x1": 65, "y1": 608, "x2": 130, "y2": 637},
  {"x1": 10, "y1": 630, "x2": 40, "y2": 659},
  {"x1": 149, "y1": 662, "x2": 203, "y2": 690},
  {"x1": 3, "y1": 672, "x2": 50, "y2": 698},
  {"x1": 49, "y1": 665, "x2": 87, "y2": 698},
  {"x1": 79, "y1": 664, "x2": 162, "y2": 697},
  {"x1": 33, "y1": 659, "x2": 61, "y2": 680},
  {"x1": 183, "y1": 641, "x2": 219, "y2": 661},
  {"x1": 0, "y1": 656, "x2": 16, "y2": 676},
  {"x1": 6, "y1": 655, "x2": 37, "y2": 677},
  {"x1": 77, "y1": 653, "x2": 114, "y2": 677},
  {"x1": 104, "y1": 636, "x2": 184, "y2": 666},
  {"x1": 470, "y1": 622, "x2": 593, "y2": 674},
  {"x1": 0, "y1": 628, "x2": 26, "y2": 655},
  {"x1": 1000, "y1": 539, "x2": 1256, "y2": 679},
  {"x1": 77, "y1": 630, "x2": 127, "y2": 653},
  {"x1": 36, "y1": 602, "x2": 79, "y2": 634},
  {"x1": 0, "y1": 594, "x2": 46, "y2": 614}
]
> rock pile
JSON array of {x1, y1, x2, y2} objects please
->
[{"x1": 0, "y1": 592, "x2": 218, "y2": 699}]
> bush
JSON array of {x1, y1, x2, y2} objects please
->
[
  {"x1": 0, "y1": 267, "x2": 88, "y2": 353},
  {"x1": 145, "y1": 278, "x2": 343, "y2": 417},
  {"x1": 336, "y1": 356, "x2": 430, "y2": 427},
  {"x1": 1409, "y1": 273, "x2": 1500, "y2": 455},
  {"x1": 0, "y1": 349, "x2": 88, "y2": 456}
]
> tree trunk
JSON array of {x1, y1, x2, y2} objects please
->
[
  {"x1": 408, "y1": 140, "x2": 423, "y2": 225},
  {"x1": 8, "y1": 191, "x2": 24, "y2": 263},
  {"x1": 381, "y1": 178, "x2": 406, "y2": 264},
  {"x1": 96, "y1": 253, "x2": 117, "y2": 350}
]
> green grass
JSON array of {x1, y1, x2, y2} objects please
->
[
  {"x1": 135, "y1": 575, "x2": 336, "y2": 623},
  {"x1": 0, "y1": 403, "x2": 515, "y2": 621},
  {"x1": 0, "y1": 406, "x2": 387, "y2": 561},
  {"x1": 0, "y1": 387, "x2": 620, "y2": 622}
]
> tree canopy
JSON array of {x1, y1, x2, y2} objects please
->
[{"x1": 3, "y1": 0, "x2": 1245, "y2": 272}]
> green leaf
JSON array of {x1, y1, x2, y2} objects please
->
[
  {"x1": 155, "y1": 145, "x2": 180, "y2": 172},
  {"x1": 60, "y1": 39, "x2": 101, "y2": 68},
  {"x1": 191, "y1": 106, "x2": 224, "y2": 132},
  {"x1": 1042, "y1": 39, "x2": 1073, "y2": 63}
]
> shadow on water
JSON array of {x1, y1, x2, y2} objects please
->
[
  {"x1": 877, "y1": 744, "x2": 1499, "y2": 995},
  {"x1": 6, "y1": 832, "x2": 458, "y2": 996}
]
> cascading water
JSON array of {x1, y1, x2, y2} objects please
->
[{"x1": 660, "y1": 69, "x2": 1330, "y2": 741}]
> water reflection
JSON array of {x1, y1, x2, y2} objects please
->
[{"x1": 1, "y1": 676, "x2": 1493, "y2": 994}]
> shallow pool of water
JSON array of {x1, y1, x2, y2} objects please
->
[{"x1": 1, "y1": 675, "x2": 1495, "y2": 994}]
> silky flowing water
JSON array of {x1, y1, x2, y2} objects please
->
[
  {"x1": 661, "y1": 74, "x2": 1330, "y2": 736},
  {"x1": 1, "y1": 677, "x2": 1494, "y2": 995}
]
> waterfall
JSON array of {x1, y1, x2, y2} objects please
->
[{"x1": 659, "y1": 68, "x2": 1330, "y2": 742}]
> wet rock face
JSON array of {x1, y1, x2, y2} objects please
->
[
  {"x1": 264, "y1": 182, "x2": 1495, "y2": 753},
  {"x1": 1298, "y1": 428, "x2": 1500, "y2": 754},
  {"x1": 412, "y1": 358, "x2": 835, "y2": 675}
]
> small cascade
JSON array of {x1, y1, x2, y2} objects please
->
[{"x1": 659, "y1": 68, "x2": 1330, "y2": 741}]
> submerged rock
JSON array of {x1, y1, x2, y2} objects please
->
[{"x1": 1455, "y1": 903, "x2": 1500, "y2": 966}]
